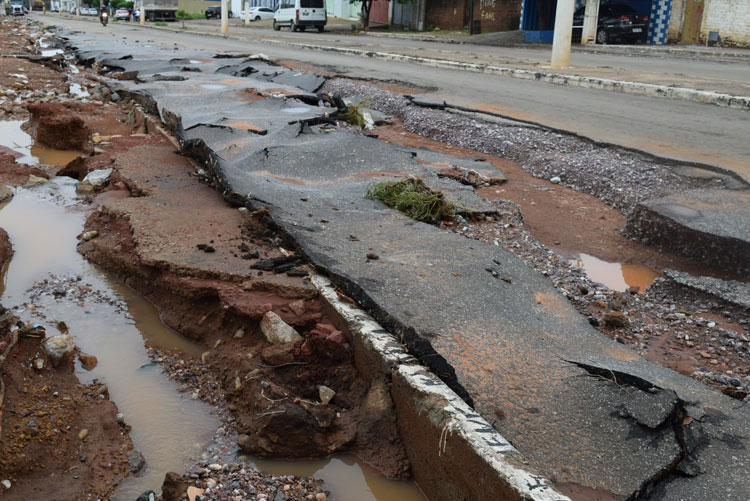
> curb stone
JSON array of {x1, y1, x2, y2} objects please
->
[{"x1": 310, "y1": 275, "x2": 570, "y2": 501}]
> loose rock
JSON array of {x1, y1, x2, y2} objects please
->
[
  {"x1": 43, "y1": 334, "x2": 76, "y2": 368},
  {"x1": 260, "y1": 311, "x2": 302, "y2": 345}
]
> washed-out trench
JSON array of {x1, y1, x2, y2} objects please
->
[{"x1": 0, "y1": 121, "x2": 425, "y2": 500}]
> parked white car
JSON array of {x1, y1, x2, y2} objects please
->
[
  {"x1": 273, "y1": 0, "x2": 326, "y2": 32},
  {"x1": 240, "y1": 6, "x2": 274, "y2": 21},
  {"x1": 114, "y1": 8, "x2": 130, "y2": 20}
]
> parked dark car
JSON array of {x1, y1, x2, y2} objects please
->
[
  {"x1": 572, "y1": 4, "x2": 648, "y2": 44},
  {"x1": 205, "y1": 6, "x2": 233, "y2": 19}
]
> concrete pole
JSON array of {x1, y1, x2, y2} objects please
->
[
  {"x1": 220, "y1": 0, "x2": 228, "y2": 33},
  {"x1": 140, "y1": 0, "x2": 144, "y2": 24},
  {"x1": 244, "y1": 0, "x2": 250, "y2": 26},
  {"x1": 580, "y1": 0, "x2": 600, "y2": 45},
  {"x1": 550, "y1": 0, "x2": 575, "y2": 68},
  {"x1": 75, "y1": 0, "x2": 79, "y2": 18}
]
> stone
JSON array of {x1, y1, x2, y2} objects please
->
[
  {"x1": 127, "y1": 449, "x2": 147, "y2": 474},
  {"x1": 78, "y1": 352, "x2": 98, "y2": 370},
  {"x1": 261, "y1": 343, "x2": 296, "y2": 366},
  {"x1": 318, "y1": 385, "x2": 335, "y2": 405},
  {"x1": 1, "y1": 480, "x2": 10, "y2": 490},
  {"x1": 326, "y1": 330, "x2": 347, "y2": 346},
  {"x1": 25, "y1": 174, "x2": 48, "y2": 186},
  {"x1": 603, "y1": 311, "x2": 629, "y2": 328},
  {"x1": 208, "y1": 463, "x2": 222, "y2": 471},
  {"x1": 116, "y1": 413, "x2": 125, "y2": 424},
  {"x1": 550, "y1": 176, "x2": 561, "y2": 184},
  {"x1": 274, "y1": 491, "x2": 288, "y2": 501},
  {"x1": 81, "y1": 230, "x2": 99, "y2": 241},
  {"x1": 76, "y1": 181, "x2": 95, "y2": 196},
  {"x1": 187, "y1": 486, "x2": 204, "y2": 501},
  {"x1": 33, "y1": 358, "x2": 44, "y2": 370},
  {"x1": 78, "y1": 428, "x2": 89, "y2": 440},
  {"x1": 43, "y1": 335, "x2": 76, "y2": 368},
  {"x1": 82, "y1": 168, "x2": 112, "y2": 188},
  {"x1": 233, "y1": 327, "x2": 245, "y2": 339},
  {"x1": 315, "y1": 493, "x2": 327, "y2": 501},
  {"x1": 161, "y1": 471, "x2": 189, "y2": 501},
  {"x1": 288, "y1": 299, "x2": 306, "y2": 316},
  {"x1": 260, "y1": 312, "x2": 302, "y2": 345}
]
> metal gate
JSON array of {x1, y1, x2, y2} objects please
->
[{"x1": 392, "y1": 1, "x2": 412, "y2": 29}]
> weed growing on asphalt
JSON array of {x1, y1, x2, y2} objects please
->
[
  {"x1": 366, "y1": 178, "x2": 456, "y2": 224},
  {"x1": 339, "y1": 99, "x2": 372, "y2": 129}
]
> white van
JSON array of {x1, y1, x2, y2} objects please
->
[{"x1": 273, "y1": 0, "x2": 326, "y2": 33}]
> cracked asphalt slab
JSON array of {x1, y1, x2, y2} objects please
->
[
  {"x1": 626, "y1": 189, "x2": 750, "y2": 277},
  {"x1": 57, "y1": 29, "x2": 750, "y2": 499}
]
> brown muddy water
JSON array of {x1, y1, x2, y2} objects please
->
[
  {"x1": 0, "y1": 124, "x2": 426, "y2": 501},
  {"x1": 569, "y1": 253, "x2": 662, "y2": 292},
  {"x1": 0, "y1": 120, "x2": 82, "y2": 166}
]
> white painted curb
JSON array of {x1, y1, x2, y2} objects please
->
[{"x1": 310, "y1": 274, "x2": 570, "y2": 501}]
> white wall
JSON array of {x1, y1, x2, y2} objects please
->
[{"x1": 701, "y1": 0, "x2": 750, "y2": 45}]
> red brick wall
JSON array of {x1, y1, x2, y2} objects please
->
[
  {"x1": 425, "y1": 0, "x2": 521, "y2": 32},
  {"x1": 425, "y1": 0, "x2": 469, "y2": 30},
  {"x1": 369, "y1": 0, "x2": 390, "y2": 24}
]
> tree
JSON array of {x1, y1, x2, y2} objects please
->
[
  {"x1": 176, "y1": 9, "x2": 188, "y2": 28},
  {"x1": 349, "y1": 0, "x2": 412, "y2": 31}
]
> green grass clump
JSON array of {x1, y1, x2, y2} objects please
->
[
  {"x1": 366, "y1": 178, "x2": 456, "y2": 224},
  {"x1": 155, "y1": 21, "x2": 168, "y2": 26}
]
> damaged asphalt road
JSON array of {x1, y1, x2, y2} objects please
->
[{"x1": 57, "y1": 29, "x2": 750, "y2": 499}]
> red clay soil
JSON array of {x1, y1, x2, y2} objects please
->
[
  {"x1": 0, "y1": 153, "x2": 48, "y2": 187},
  {"x1": 23, "y1": 102, "x2": 91, "y2": 150},
  {"x1": 72, "y1": 115, "x2": 411, "y2": 478}
]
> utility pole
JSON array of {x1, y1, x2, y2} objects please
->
[
  {"x1": 244, "y1": 0, "x2": 250, "y2": 26},
  {"x1": 468, "y1": 0, "x2": 474, "y2": 35},
  {"x1": 75, "y1": 0, "x2": 79, "y2": 17},
  {"x1": 550, "y1": 0, "x2": 575, "y2": 68},
  {"x1": 220, "y1": 0, "x2": 228, "y2": 33},
  {"x1": 140, "y1": 0, "x2": 145, "y2": 24},
  {"x1": 581, "y1": 0, "x2": 599, "y2": 45}
]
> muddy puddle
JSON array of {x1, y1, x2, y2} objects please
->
[
  {"x1": 0, "y1": 179, "x2": 219, "y2": 500},
  {"x1": 569, "y1": 253, "x2": 661, "y2": 292}
]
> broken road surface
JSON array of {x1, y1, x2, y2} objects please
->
[{"x1": 59, "y1": 29, "x2": 750, "y2": 500}]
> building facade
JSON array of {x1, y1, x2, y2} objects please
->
[{"x1": 520, "y1": 0, "x2": 749, "y2": 46}]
